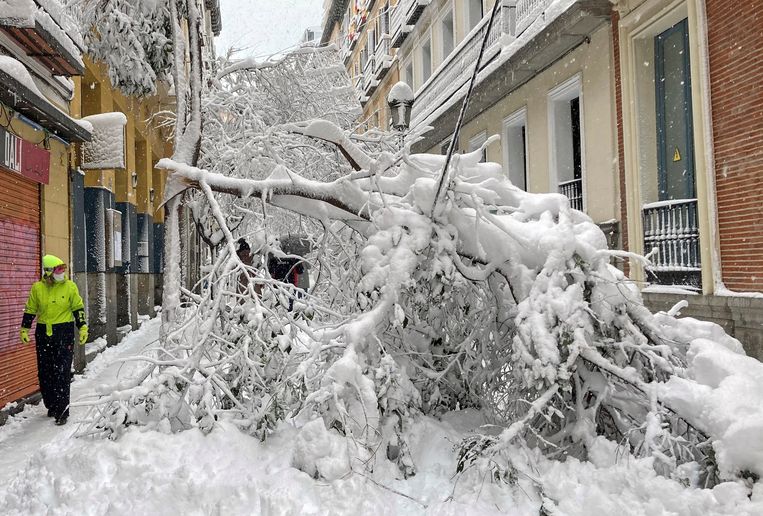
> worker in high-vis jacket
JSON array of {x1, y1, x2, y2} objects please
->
[{"x1": 19, "y1": 254, "x2": 88, "y2": 426}]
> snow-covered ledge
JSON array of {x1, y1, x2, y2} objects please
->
[{"x1": 642, "y1": 290, "x2": 763, "y2": 360}]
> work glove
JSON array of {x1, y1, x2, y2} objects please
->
[
  {"x1": 79, "y1": 324, "x2": 89, "y2": 345},
  {"x1": 20, "y1": 328, "x2": 30, "y2": 344}
]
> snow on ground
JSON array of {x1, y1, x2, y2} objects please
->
[{"x1": 1, "y1": 317, "x2": 762, "y2": 515}]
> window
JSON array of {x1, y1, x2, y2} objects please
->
[
  {"x1": 441, "y1": 10, "x2": 454, "y2": 59},
  {"x1": 468, "y1": 131, "x2": 488, "y2": 163},
  {"x1": 503, "y1": 108, "x2": 528, "y2": 191},
  {"x1": 421, "y1": 38, "x2": 432, "y2": 83},
  {"x1": 381, "y1": 2, "x2": 390, "y2": 35},
  {"x1": 655, "y1": 19, "x2": 695, "y2": 201},
  {"x1": 360, "y1": 46, "x2": 368, "y2": 70},
  {"x1": 548, "y1": 76, "x2": 583, "y2": 210},
  {"x1": 627, "y1": 10, "x2": 701, "y2": 287},
  {"x1": 405, "y1": 60, "x2": 414, "y2": 87},
  {"x1": 368, "y1": 29, "x2": 376, "y2": 52},
  {"x1": 467, "y1": 0, "x2": 483, "y2": 32}
]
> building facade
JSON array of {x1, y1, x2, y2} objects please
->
[
  {"x1": 614, "y1": 0, "x2": 763, "y2": 358},
  {"x1": 0, "y1": 1, "x2": 91, "y2": 409},
  {"x1": 0, "y1": 0, "x2": 222, "y2": 414},
  {"x1": 322, "y1": 0, "x2": 400, "y2": 130},
  {"x1": 327, "y1": 0, "x2": 763, "y2": 358}
]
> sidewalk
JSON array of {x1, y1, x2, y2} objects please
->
[{"x1": 0, "y1": 317, "x2": 161, "y2": 493}]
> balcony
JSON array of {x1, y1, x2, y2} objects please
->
[
  {"x1": 373, "y1": 34, "x2": 393, "y2": 81},
  {"x1": 0, "y1": 3, "x2": 84, "y2": 76},
  {"x1": 362, "y1": 56, "x2": 379, "y2": 95},
  {"x1": 411, "y1": 3, "x2": 513, "y2": 126},
  {"x1": 409, "y1": 0, "x2": 611, "y2": 153},
  {"x1": 516, "y1": 0, "x2": 552, "y2": 35},
  {"x1": 559, "y1": 178, "x2": 583, "y2": 211},
  {"x1": 642, "y1": 199, "x2": 701, "y2": 287},
  {"x1": 353, "y1": 74, "x2": 368, "y2": 105},
  {"x1": 391, "y1": 0, "x2": 431, "y2": 48}
]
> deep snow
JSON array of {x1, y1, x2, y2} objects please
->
[{"x1": 1, "y1": 317, "x2": 761, "y2": 515}]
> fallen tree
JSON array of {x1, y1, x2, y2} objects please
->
[{"x1": 74, "y1": 47, "x2": 762, "y2": 497}]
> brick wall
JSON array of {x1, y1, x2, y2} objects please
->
[{"x1": 706, "y1": 0, "x2": 763, "y2": 292}]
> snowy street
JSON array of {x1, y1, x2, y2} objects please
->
[
  {"x1": 1, "y1": 318, "x2": 762, "y2": 515},
  {"x1": 2, "y1": 0, "x2": 763, "y2": 514}
]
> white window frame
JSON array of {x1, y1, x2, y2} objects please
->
[
  {"x1": 619, "y1": 0, "x2": 718, "y2": 293},
  {"x1": 502, "y1": 107, "x2": 529, "y2": 191},
  {"x1": 402, "y1": 56, "x2": 414, "y2": 89},
  {"x1": 419, "y1": 31, "x2": 433, "y2": 87},
  {"x1": 437, "y1": 4, "x2": 455, "y2": 64},
  {"x1": 468, "y1": 130, "x2": 488, "y2": 162},
  {"x1": 547, "y1": 74, "x2": 585, "y2": 207},
  {"x1": 466, "y1": 0, "x2": 484, "y2": 33}
]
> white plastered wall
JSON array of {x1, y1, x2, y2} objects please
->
[{"x1": 436, "y1": 24, "x2": 619, "y2": 224}]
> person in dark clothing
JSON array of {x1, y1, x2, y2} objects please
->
[
  {"x1": 19, "y1": 254, "x2": 88, "y2": 426},
  {"x1": 267, "y1": 252, "x2": 306, "y2": 311},
  {"x1": 236, "y1": 238, "x2": 262, "y2": 296}
]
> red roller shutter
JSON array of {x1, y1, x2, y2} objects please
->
[{"x1": 0, "y1": 167, "x2": 41, "y2": 408}]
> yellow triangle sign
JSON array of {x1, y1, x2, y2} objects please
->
[{"x1": 673, "y1": 147, "x2": 681, "y2": 162}]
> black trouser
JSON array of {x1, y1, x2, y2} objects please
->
[{"x1": 35, "y1": 322, "x2": 75, "y2": 419}]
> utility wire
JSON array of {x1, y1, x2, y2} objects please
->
[{"x1": 429, "y1": 0, "x2": 501, "y2": 219}]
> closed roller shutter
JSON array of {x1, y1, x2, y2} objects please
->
[{"x1": 0, "y1": 168, "x2": 40, "y2": 408}]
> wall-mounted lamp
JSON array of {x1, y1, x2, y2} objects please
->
[
  {"x1": 131, "y1": 171, "x2": 138, "y2": 188},
  {"x1": 149, "y1": 188, "x2": 155, "y2": 203}
]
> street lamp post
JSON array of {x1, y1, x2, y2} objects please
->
[{"x1": 387, "y1": 81, "x2": 414, "y2": 144}]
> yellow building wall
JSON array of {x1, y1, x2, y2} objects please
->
[
  {"x1": 81, "y1": 60, "x2": 117, "y2": 192},
  {"x1": 77, "y1": 57, "x2": 170, "y2": 213},
  {"x1": 41, "y1": 139, "x2": 70, "y2": 261}
]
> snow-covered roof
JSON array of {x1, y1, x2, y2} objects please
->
[
  {"x1": 0, "y1": 54, "x2": 44, "y2": 97},
  {"x1": 0, "y1": 54, "x2": 90, "y2": 142},
  {"x1": 0, "y1": 0, "x2": 84, "y2": 75},
  {"x1": 35, "y1": 0, "x2": 85, "y2": 51},
  {"x1": 80, "y1": 113, "x2": 128, "y2": 170}
]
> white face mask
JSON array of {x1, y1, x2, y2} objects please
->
[{"x1": 53, "y1": 272, "x2": 66, "y2": 282}]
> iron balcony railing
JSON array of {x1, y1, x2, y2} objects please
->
[
  {"x1": 516, "y1": 0, "x2": 553, "y2": 35},
  {"x1": 410, "y1": 3, "x2": 513, "y2": 127},
  {"x1": 558, "y1": 178, "x2": 583, "y2": 211},
  {"x1": 390, "y1": 0, "x2": 431, "y2": 47},
  {"x1": 642, "y1": 199, "x2": 700, "y2": 271}
]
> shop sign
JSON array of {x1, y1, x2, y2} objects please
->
[{"x1": 0, "y1": 126, "x2": 51, "y2": 184}]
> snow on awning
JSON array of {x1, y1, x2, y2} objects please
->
[
  {"x1": 0, "y1": 0, "x2": 84, "y2": 76},
  {"x1": 80, "y1": 113, "x2": 128, "y2": 170},
  {"x1": 0, "y1": 55, "x2": 90, "y2": 143}
]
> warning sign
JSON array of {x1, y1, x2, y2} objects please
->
[{"x1": 673, "y1": 147, "x2": 681, "y2": 162}]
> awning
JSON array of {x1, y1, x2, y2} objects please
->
[
  {"x1": 0, "y1": 65, "x2": 91, "y2": 143},
  {"x1": 0, "y1": 18, "x2": 83, "y2": 76}
]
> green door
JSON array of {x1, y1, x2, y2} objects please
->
[{"x1": 655, "y1": 19, "x2": 695, "y2": 200}]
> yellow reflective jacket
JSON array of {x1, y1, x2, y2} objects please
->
[{"x1": 24, "y1": 278, "x2": 85, "y2": 336}]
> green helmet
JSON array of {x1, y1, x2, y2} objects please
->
[{"x1": 42, "y1": 254, "x2": 65, "y2": 270}]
